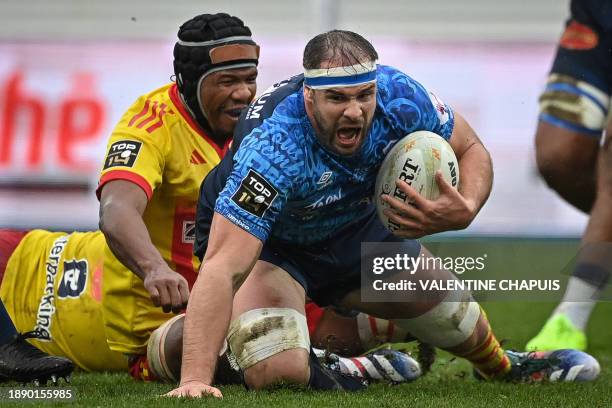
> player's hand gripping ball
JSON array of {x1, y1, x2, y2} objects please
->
[{"x1": 375, "y1": 131, "x2": 459, "y2": 235}]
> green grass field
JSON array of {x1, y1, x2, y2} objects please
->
[
  {"x1": 3, "y1": 241, "x2": 612, "y2": 407},
  {"x1": 5, "y1": 302, "x2": 609, "y2": 407}
]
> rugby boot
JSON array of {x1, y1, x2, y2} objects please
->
[
  {"x1": 491, "y1": 349, "x2": 600, "y2": 382},
  {"x1": 322, "y1": 348, "x2": 422, "y2": 383},
  {"x1": 526, "y1": 314, "x2": 587, "y2": 351},
  {"x1": 308, "y1": 348, "x2": 367, "y2": 391},
  {"x1": 0, "y1": 330, "x2": 74, "y2": 384}
]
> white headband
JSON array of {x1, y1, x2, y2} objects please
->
[{"x1": 304, "y1": 61, "x2": 377, "y2": 89}]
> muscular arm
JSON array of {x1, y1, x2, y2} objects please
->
[
  {"x1": 448, "y1": 112, "x2": 493, "y2": 219},
  {"x1": 179, "y1": 213, "x2": 262, "y2": 387},
  {"x1": 99, "y1": 180, "x2": 189, "y2": 312},
  {"x1": 383, "y1": 112, "x2": 493, "y2": 237},
  {"x1": 99, "y1": 180, "x2": 161, "y2": 279}
]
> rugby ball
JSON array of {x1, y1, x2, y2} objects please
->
[{"x1": 375, "y1": 131, "x2": 459, "y2": 233}]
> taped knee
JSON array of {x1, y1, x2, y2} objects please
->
[
  {"x1": 539, "y1": 73, "x2": 610, "y2": 136},
  {"x1": 227, "y1": 308, "x2": 310, "y2": 371},
  {"x1": 146, "y1": 314, "x2": 186, "y2": 383},
  {"x1": 394, "y1": 290, "x2": 481, "y2": 348}
]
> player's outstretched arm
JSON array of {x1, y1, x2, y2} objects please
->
[
  {"x1": 99, "y1": 180, "x2": 189, "y2": 313},
  {"x1": 165, "y1": 213, "x2": 262, "y2": 399},
  {"x1": 382, "y1": 112, "x2": 492, "y2": 238}
]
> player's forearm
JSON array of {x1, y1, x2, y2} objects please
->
[
  {"x1": 457, "y1": 142, "x2": 493, "y2": 217},
  {"x1": 178, "y1": 214, "x2": 262, "y2": 384},
  {"x1": 180, "y1": 265, "x2": 235, "y2": 385},
  {"x1": 99, "y1": 202, "x2": 165, "y2": 280}
]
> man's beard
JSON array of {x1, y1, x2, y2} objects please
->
[{"x1": 312, "y1": 108, "x2": 369, "y2": 155}]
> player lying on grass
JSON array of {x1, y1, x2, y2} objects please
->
[
  {"x1": 167, "y1": 29, "x2": 601, "y2": 398},
  {"x1": 0, "y1": 13, "x2": 422, "y2": 385},
  {"x1": 0, "y1": 229, "x2": 422, "y2": 384},
  {"x1": 92, "y1": 11, "x2": 412, "y2": 380}
]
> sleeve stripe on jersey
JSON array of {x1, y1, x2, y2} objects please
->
[{"x1": 96, "y1": 170, "x2": 154, "y2": 201}]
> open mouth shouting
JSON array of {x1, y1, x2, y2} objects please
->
[{"x1": 336, "y1": 126, "x2": 363, "y2": 148}]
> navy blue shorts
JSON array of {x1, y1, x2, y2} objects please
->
[
  {"x1": 258, "y1": 211, "x2": 421, "y2": 306},
  {"x1": 549, "y1": 0, "x2": 612, "y2": 100},
  {"x1": 537, "y1": 0, "x2": 612, "y2": 138},
  {"x1": 194, "y1": 174, "x2": 421, "y2": 306}
]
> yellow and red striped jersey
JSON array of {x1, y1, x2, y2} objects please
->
[{"x1": 97, "y1": 83, "x2": 227, "y2": 354}]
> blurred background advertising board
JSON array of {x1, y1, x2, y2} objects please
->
[{"x1": 0, "y1": 0, "x2": 586, "y2": 235}]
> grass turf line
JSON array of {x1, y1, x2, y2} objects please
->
[
  {"x1": 1, "y1": 301, "x2": 609, "y2": 408},
  {"x1": 2, "y1": 240, "x2": 612, "y2": 407}
]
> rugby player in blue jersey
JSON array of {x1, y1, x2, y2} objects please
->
[{"x1": 166, "y1": 30, "x2": 600, "y2": 398}]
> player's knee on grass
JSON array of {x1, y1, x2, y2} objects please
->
[
  {"x1": 228, "y1": 308, "x2": 310, "y2": 389},
  {"x1": 243, "y1": 348, "x2": 310, "y2": 389},
  {"x1": 535, "y1": 121, "x2": 599, "y2": 212},
  {"x1": 146, "y1": 313, "x2": 241, "y2": 385}
]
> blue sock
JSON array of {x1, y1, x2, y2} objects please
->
[{"x1": 0, "y1": 299, "x2": 17, "y2": 345}]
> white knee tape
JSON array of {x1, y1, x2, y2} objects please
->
[
  {"x1": 147, "y1": 313, "x2": 229, "y2": 382},
  {"x1": 539, "y1": 73, "x2": 610, "y2": 132},
  {"x1": 394, "y1": 290, "x2": 481, "y2": 348},
  {"x1": 227, "y1": 308, "x2": 310, "y2": 370},
  {"x1": 147, "y1": 313, "x2": 185, "y2": 383}
]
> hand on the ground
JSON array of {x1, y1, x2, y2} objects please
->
[{"x1": 163, "y1": 381, "x2": 223, "y2": 398}]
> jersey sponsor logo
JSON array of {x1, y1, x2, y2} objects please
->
[
  {"x1": 103, "y1": 140, "x2": 142, "y2": 169},
  {"x1": 189, "y1": 149, "x2": 207, "y2": 165},
  {"x1": 305, "y1": 188, "x2": 342, "y2": 210},
  {"x1": 182, "y1": 220, "x2": 196, "y2": 244},
  {"x1": 560, "y1": 20, "x2": 598, "y2": 50},
  {"x1": 231, "y1": 169, "x2": 279, "y2": 217},
  {"x1": 58, "y1": 259, "x2": 88, "y2": 299},
  {"x1": 428, "y1": 91, "x2": 450, "y2": 125},
  {"x1": 127, "y1": 100, "x2": 173, "y2": 133},
  {"x1": 34, "y1": 234, "x2": 69, "y2": 341}
]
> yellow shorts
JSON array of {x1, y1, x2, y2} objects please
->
[{"x1": 0, "y1": 230, "x2": 126, "y2": 372}]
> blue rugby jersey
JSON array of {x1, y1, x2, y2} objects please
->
[{"x1": 198, "y1": 65, "x2": 454, "y2": 246}]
